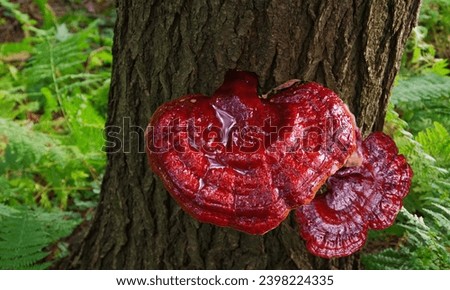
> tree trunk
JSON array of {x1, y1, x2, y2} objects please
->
[{"x1": 62, "y1": 0, "x2": 420, "y2": 269}]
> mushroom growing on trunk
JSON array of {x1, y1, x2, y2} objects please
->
[
  {"x1": 146, "y1": 70, "x2": 413, "y2": 256},
  {"x1": 295, "y1": 132, "x2": 413, "y2": 258},
  {"x1": 146, "y1": 70, "x2": 358, "y2": 234}
]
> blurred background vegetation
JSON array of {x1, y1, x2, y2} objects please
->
[{"x1": 0, "y1": 0, "x2": 448, "y2": 269}]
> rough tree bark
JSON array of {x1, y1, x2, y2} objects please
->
[{"x1": 62, "y1": 0, "x2": 420, "y2": 269}]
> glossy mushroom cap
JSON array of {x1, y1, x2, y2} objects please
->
[
  {"x1": 296, "y1": 132, "x2": 413, "y2": 258},
  {"x1": 146, "y1": 70, "x2": 358, "y2": 234}
]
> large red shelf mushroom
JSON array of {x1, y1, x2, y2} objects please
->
[{"x1": 146, "y1": 70, "x2": 357, "y2": 234}]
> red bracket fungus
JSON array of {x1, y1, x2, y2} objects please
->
[
  {"x1": 146, "y1": 70, "x2": 412, "y2": 257},
  {"x1": 146, "y1": 70, "x2": 357, "y2": 234},
  {"x1": 295, "y1": 132, "x2": 413, "y2": 258}
]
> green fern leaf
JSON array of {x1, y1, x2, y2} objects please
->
[
  {"x1": 0, "y1": 206, "x2": 78, "y2": 269},
  {"x1": 416, "y1": 122, "x2": 450, "y2": 167},
  {"x1": 391, "y1": 73, "x2": 450, "y2": 104},
  {"x1": 0, "y1": 118, "x2": 70, "y2": 171}
]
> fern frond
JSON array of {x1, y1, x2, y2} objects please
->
[
  {"x1": 0, "y1": 118, "x2": 70, "y2": 171},
  {"x1": 362, "y1": 248, "x2": 410, "y2": 270},
  {"x1": 429, "y1": 202, "x2": 450, "y2": 217},
  {"x1": 0, "y1": 207, "x2": 78, "y2": 269},
  {"x1": 416, "y1": 122, "x2": 450, "y2": 167},
  {"x1": 391, "y1": 73, "x2": 450, "y2": 104},
  {"x1": 0, "y1": 117, "x2": 99, "y2": 207},
  {"x1": 23, "y1": 23, "x2": 95, "y2": 91},
  {"x1": 364, "y1": 206, "x2": 450, "y2": 269},
  {"x1": 391, "y1": 73, "x2": 450, "y2": 133},
  {"x1": 422, "y1": 209, "x2": 450, "y2": 232}
]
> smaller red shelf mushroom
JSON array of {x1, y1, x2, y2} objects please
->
[{"x1": 295, "y1": 132, "x2": 413, "y2": 258}]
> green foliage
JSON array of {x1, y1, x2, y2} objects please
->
[
  {"x1": 391, "y1": 74, "x2": 450, "y2": 105},
  {"x1": 391, "y1": 74, "x2": 450, "y2": 133},
  {"x1": 0, "y1": 118, "x2": 68, "y2": 170},
  {"x1": 33, "y1": 0, "x2": 56, "y2": 29},
  {"x1": 0, "y1": 0, "x2": 113, "y2": 268},
  {"x1": 23, "y1": 22, "x2": 109, "y2": 98},
  {"x1": 0, "y1": 205, "x2": 78, "y2": 269},
  {"x1": 421, "y1": 0, "x2": 450, "y2": 30},
  {"x1": 400, "y1": 26, "x2": 449, "y2": 76},
  {"x1": 0, "y1": 0, "x2": 37, "y2": 31},
  {"x1": 0, "y1": 3, "x2": 111, "y2": 209},
  {"x1": 400, "y1": 0, "x2": 450, "y2": 76},
  {"x1": 416, "y1": 122, "x2": 450, "y2": 168},
  {"x1": 0, "y1": 117, "x2": 99, "y2": 208},
  {"x1": 362, "y1": 205, "x2": 450, "y2": 269},
  {"x1": 419, "y1": 0, "x2": 450, "y2": 59}
]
